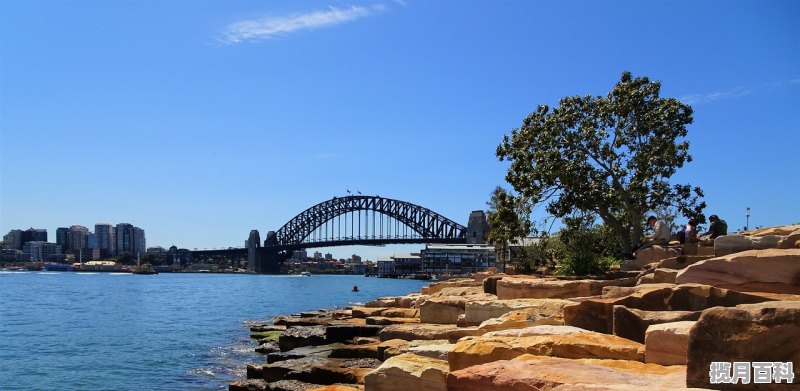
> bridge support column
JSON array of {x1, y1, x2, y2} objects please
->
[{"x1": 247, "y1": 230, "x2": 261, "y2": 273}]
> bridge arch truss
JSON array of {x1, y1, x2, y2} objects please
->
[{"x1": 272, "y1": 196, "x2": 466, "y2": 249}]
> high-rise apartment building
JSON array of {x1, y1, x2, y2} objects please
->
[
  {"x1": 115, "y1": 223, "x2": 145, "y2": 256},
  {"x1": 94, "y1": 223, "x2": 115, "y2": 258},
  {"x1": 2, "y1": 229, "x2": 23, "y2": 250},
  {"x1": 56, "y1": 227, "x2": 69, "y2": 253},
  {"x1": 21, "y1": 228, "x2": 47, "y2": 246},
  {"x1": 68, "y1": 225, "x2": 90, "y2": 256}
]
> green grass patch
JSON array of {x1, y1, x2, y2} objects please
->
[{"x1": 250, "y1": 330, "x2": 283, "y2": 341}]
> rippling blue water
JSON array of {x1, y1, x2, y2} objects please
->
[{"x1": 0, "y1": 271, "x2": 428, "y2": 390}]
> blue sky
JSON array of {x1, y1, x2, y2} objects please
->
[{"x1": 1, "y1": 0, "x2": 798, "y2": 260}]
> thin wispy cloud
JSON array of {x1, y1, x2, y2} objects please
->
[
  {"x1": 223, "y1": 5, "x2": 385, "y2": 44},
  {"x1": 680, "y1": 78, "x2": 800, "y2": 105}
]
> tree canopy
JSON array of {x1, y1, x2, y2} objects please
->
[
  {"x1": 486, "y1": 186, "x2": 531, "y2": 270},
  {"x1": 497, "y1": 72, "x2": 705, "y2": 254}
]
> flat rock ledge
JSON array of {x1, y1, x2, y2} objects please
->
[{"x1": 232, "y1": 232, "x2": 800, "y2": 390}]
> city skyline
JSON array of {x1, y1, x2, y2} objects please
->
[{"x1": 1, "y1": 1, "x2": 798, "y2": 260}]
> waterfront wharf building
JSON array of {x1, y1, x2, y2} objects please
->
[{"x1": 421, "y1": 243, "x2": 496, "y2": 276}]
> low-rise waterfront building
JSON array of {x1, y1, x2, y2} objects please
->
[
  {"x1": 421, "y1": 243, "x2": 496, "y2": 275},
  {"x1": 22, "y1": 241, "x2": 62, "y2": 262}
]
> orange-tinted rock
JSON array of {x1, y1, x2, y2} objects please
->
[
  {"x1": 446, "y1": 355, "x2": 686, "y2": 391},
  {"x1": 741, "y1": 224, "x2": 800, "y2": 237},
  {"x1": 564, "y1": 283, "x2": 774, "y2": 333},
  {"x1": 307, "y1": 386, "x2": 363, "y2": 391},
  {"x1": 653, "y1": 268, "x2": 679, "y2": 284},
  {"x1": 365, "y1": 316, "x2": 419, "y2": 325},
  {"x1": 496, "y1": 277, "x2": 637, "y2": 300},
  {"x1": 420, "y1": 279, "x2": 482, "y2": 295},
  {"x1": 675, "y1": 249, "x2": 800, "y2": 294},
  {"x1": 686, "y1": 301, "x2": 800, "y2": 389},
  {"x1": 644, "y1": 321, "x2": 694, "y2": 365},
  {"x1": 626, "y1": 246, "x2": 682, "y2": 270},
  {"x1": 364, "y1": 353, "x2": 448, "y2": 391},
  {"x1": 464, "y1": 298, "x2": 571, "y2": 326},
  {"x1": 377, "y1": 339, "x2": 409, "y2": 360},
  {"x1": 612, "y1": 305, "x2": 701, "y2": 343},
  {"x1": 448, "y1": 332, "x2": 644, "y2": 371}
]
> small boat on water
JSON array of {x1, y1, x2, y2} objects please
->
[
  {"x1": 131, "y1": 263, "x2": 158, "y2": 275},
  {"x1": 44, "y1": 262, "x2": 74, "y2": 272},
  {"x1": 300, "y1": 271, "x2": 312, "y2": 277}
]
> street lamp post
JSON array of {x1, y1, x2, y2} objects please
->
[{"x1": 746, "y1": 207, "x2": 750, "y2": 231}]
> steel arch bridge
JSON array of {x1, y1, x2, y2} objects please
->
[{"x1": 248, "y1": 195, "x2": 468, "y2": 273}]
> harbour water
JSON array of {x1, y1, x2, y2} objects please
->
[{"x1": 0, "y1": 271, "x2": 428, "y2": 390}]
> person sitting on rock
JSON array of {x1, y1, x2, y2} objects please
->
[
  {"x1": 635, "y1": 216, "x2": 672, "y2": 254},
  {"x1": 700, "y1": 215, "x2": 728, "y2": 240},
  {"x1": 678, "y1": 219, "x2": 699, "y2": 244}
]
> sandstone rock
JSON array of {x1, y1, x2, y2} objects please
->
[
  {"x1": 283, "y1": 360, "x2": 374, "y2": 385},
  {"x1": 419, "y1": 296, "x2": 469, "y2": 324},
  {"x1": 496, "y1": 277, "x2": 637, "y2": 300},
  {"x1": 247, "y1": 364, "x2": 264, "y2": 379},
  {"x1": 256, "y1": 341, "x2": 281, "y2": 355},
  {"x1": 483, "y1": 325, "x2": 589, "y2": 338},
  {"x1": 263, "y1": 356, "x2": 330, "y2": 382},
  {"x1": 448, "y1": 332, "x2": 644, "y2": 371},
  {"x1": 378, "y1": 323, "x2": 462, "y2": 342},
  {"x1": 653, "y1": 268, "x2": 679, "y2": 284},
  {"x1": 325, "y1": 325, "x2": 383, "y2": 343},
  {"x1": 464, "y1": 298, "x2": 571, "y2": 326},
  {"x1": 365, "y1": 316, "x2": 419, "y2": 325},
  {"x1": 306, "y1": 386, "x2": 363, "y2": 391},
  {"x1": 564, "y1": 283, "x2": 774, "y2": 333},
  {"x1": 655, "y1": 255, "x2": 714, "y2": 270},
  {"x1": 364, "y1": 295, "x2": 421, "y2": 309},
  {"x1": 267, "y1": 343, "x2": 347, "y2": 364},
  {"x1": 446, "y1": 355, "x2": 686, "y2": 391},
  {"x1": 644, "y1": 321, "x2": 694, "y2": 365},
  {"x1": 229, "y1": 379, "x2": 268, "y2": 391},
  {"x1": 626, "y1": 246, "x2": 682, "y2": 270},
  {"x1": 675, "y1": 249, "x2": 800, "y2": 294},
  {"x1": 476, "y1": 305, "x2": 568, "y2": 333},
  {"x1": 779, "y1": 229, "x2": 800, "y2": 249},
  {"x1": 250, "y1": 324, "x2": 287, "y2": 332},
  {"x1": 351, "y1": 307, "x2": 385, "y2": 318},
  {"x1": 330, "y1": 342, "x2": 380, "y2": 359},
  {"x1": 444, "y1": 326, "x2": 481, "y2": 342},
  {"x1": 742, "y1": 224, "x2": 800, "y2": 237},
  {"x1": 364, "y1": 353, "x2": 449, "y2": 391},
  {"x1": 687, "y1": 301, "x2": 800, "y2": 389},
  {"x1": 420, "y1": 279, "x2": 482, "y2": 295},
  {"x1": 380, "y1": 308, "x2": 419, "y2": 318},
  {"x1": 713, "y1": 235, "x2": 783, "y2": 257},
  {"x1": 279, "y1": 326, "x2": 327, "y2": 351},
  {"x1": 408, "y1": 343, "x2": 455, "y2": 360},
  {"x1": 267, "y1": 380, "x2": 324, "y2": 391},
  {"x1": 481, "y1": 274, "x2": 506, "y2": 295},
  {"x1": 612, "y1": 305, "x2": 701, "y2": 343},
  {"x1": 637, "y1": 273, "x2": 656, "y2": 285},
  {"x1": 377, "y1": 339, "x2": 409, "y2": 360}
]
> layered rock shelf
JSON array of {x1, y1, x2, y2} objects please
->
[{"x1": 230, "y1": 226, "x2": 800, "y2": 391}]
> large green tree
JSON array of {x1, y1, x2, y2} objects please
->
[
  {"x1": 486, "y1": 186, "x2": 531, "y2": 271},
  {"x1": 497, "y1": 72, "x2": 705, "y2": 255}
]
